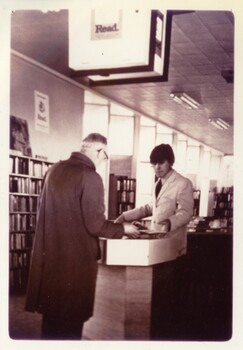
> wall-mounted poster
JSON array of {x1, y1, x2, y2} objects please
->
[
  {"x1": 10, "y1": 115, "x2": 32, "y2": 156},
  {"x1": 34, "y1": 90, "x2": 50, "y2": 133}
]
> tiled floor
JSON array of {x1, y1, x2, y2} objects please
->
[{"x1": 9, "y1": 294, "x2": 42, "y2": 340}]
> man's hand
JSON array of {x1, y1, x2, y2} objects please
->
[
  {"x1": 123, "y1": 222, "x2": 140, "y2": 239},
  {"x1": 160, "y1": 219, "x2": 171, "y2": 232}
]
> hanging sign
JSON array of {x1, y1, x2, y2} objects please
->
[
  {"x1": 90, "y1": 9, "x2": 122, "y2": 40},
  {"x1": 34, "y1": 90, "x2": 50, "y2": 133}
]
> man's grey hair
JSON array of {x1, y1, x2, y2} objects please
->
[
  {"x1": 81, "y1": 133, "x2": 107, "y2": 153},
  {"x1": 83, "y1": 133, "x2": 107, "y2": 144}
]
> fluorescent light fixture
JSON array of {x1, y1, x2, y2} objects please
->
[
  {"x1": 170, "y1": 92, "x2": 200, "y2": 110},
  {"x1": 209, "y1": 118, "x2": 230, "y2": 130}
]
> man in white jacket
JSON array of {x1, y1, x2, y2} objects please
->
[
  {"x1": 116, "y1": 143, "x2": 194, "y2": 256},
  {"x1": 115, "y1": 143, "x2": 194, "y2": 339}
]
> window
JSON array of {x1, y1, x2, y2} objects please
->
[
  {"x1": 186, "y1": 145, "x2": 200, "y2": 174},
  {"x1": 138, "y1": 126, "x2": 155, "y2": 161},
  {"x1": 156, "y1": 123, "x2": 172, "y2": 133},
  {"x1": 82, "y1": 104, "x2": 109, "y2": 138},
  {"x1": 201, "y1": 151, "x2": 211, "y2": 177},
  {"x1": 84, "y1": 90, "x2": 108, "y2": 105},
  {"x1": 175, "y1": 140, "x2": 187, "y2": 173},
  {"x1": 140, "y1": 116, "x2": 156, "y2": 126},
  {"x1": 210, "y1": 155, "x2": 221, "y2": 180},
  {"x1": 109, "y1": 115, "x2": 134, "y2": 155},
  {"x1": 110, "y1": 103, "x2": 134, "y2": 116},
  {"x1": 156, "y1": 133, "x2": 173, "y2": 146},
  {"x1": 83, "y1": 92, "x2": 109, "y2": 215},
  {"x1": 136, "y1": 162, "x2": 154, "y2": 207}
]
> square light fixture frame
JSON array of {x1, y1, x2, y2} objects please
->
[{"x1": 69, "y1": 10, "x2": 176, "y2": 86}]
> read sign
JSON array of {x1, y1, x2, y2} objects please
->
[
  {"x1": 69, "y1": 8, "x2": 151, "y2": 71},
  {"x1": 34, "y1": 91, "x2": 50, "y2": 133}
]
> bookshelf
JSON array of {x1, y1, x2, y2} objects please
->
[
  {"x1": 9, "y1": 151, "x2": 53, "y2": 294},
  {"x1": 213, "y1": 187, "x2": 233, "y2": 227},
  {"x1": 108, "y1": 174, "x2": 136, "y2": 220},
  {"x1": 193, "y1": 190, "x2": 201, "y2": 217}
]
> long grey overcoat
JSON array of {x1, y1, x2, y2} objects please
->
[{"x1": 25, "y1": 152, "x2": 124, "y2": 321}]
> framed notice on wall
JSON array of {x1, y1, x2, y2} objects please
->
[{"x1": 34, "y1": 90, "x2": 50, "y2": 133}]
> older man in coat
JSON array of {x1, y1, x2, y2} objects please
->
[{"x1": 25, "y1": 133, "x2": 139, "y2": 340}]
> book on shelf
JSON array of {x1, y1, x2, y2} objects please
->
[
  {"x1": 108, "y1": 174, "x2": 136, "y2": 219},
  {"x1": 9, "y1": 152, "x2": 53, "y2": 293}
]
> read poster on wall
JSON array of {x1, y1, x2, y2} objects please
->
[{"x1": 34, "y1": 90, "x2": 50, "y2": 133}]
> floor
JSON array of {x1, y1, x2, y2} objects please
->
[
  {"x1": 9, "y1": 294, "x2": 88, "y2": 341},
  {"x1": 9, "y1": 294, "x2": 42, "y2": 340}
]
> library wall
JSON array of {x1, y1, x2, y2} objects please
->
[
  {"x1": 110, "y1": 155, "x2": 133, "y2": 177},
  {"x1": 10, "y1": 53, "x2": 85, "y2": 162},
  {"x1": 219, "y1": 156, "x2": 233, "y2": 188}
]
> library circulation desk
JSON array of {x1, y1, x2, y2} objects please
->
[
  {"x1": 83, "y1": 231, "x2": 232, "y2": 341},
  {"x1": 83, "y1": 236, "x2": 186, "y2": 340}
]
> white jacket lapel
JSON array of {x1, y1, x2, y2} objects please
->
[{"x1": 156, "y1": 170, "x2": 177, "y2": 200}]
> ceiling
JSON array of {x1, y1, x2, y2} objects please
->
[{"x1": 10, "y1": 9, "x2": 234, "y2": 155}]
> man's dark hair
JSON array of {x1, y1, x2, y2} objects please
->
[{"x1": 150, "y1": 143, "x2": 175, "y2": 165}]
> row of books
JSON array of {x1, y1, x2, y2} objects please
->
[
  {"x1": 10, "y1": 232, "x2": 34, "y2": 250},
  {"x1": 193, "y1": 190, "x2": 201, "y2": 200},
  {"x1": 29, "y1": 160, "x2": 51, "y2": 178},
  {"x1": 214, "y1": 193, "x2": 233, "y2": 206},
  {"x1": 214, "y1": 208, "x2": 233, "y2": 218},
  {"x1": 10, "y1": 157, "x2": 29, "y2": 175},
  {"x1": 9, "y1": 177, "x2": 28, "y2": 194},
  {"x1": 10, "y1": 156, "x2": 52, "y2": 177},
  {"x1": 9, "y1": 195, "x2": 38, "y2": 212},
  {"x1": 214, "y1": 200, "x2": 233, "y2": 209},
  {"x1": 117, "y1": 203, "x2": 135, "y2": 215},
  {"x1": 9, "y1": 177, "x2": 42, "y2": 194},
  {"x1": 29, "y1": 179, "x2": 42, "y2": 194},
  {"x1": 9, "y1": 268, "x2": 29, "y2": 292},
  {"x1": 9, "y1": 213, "x2": 36, "y2": 231},
  {"x1": 10, "y1": 251, "x2": 29, "y2": 269},
  {"x1": 117, "y1": 190, "x2": 135, "y2": 204},
  {"x1": 116, "y1": 177, "x2": 136, "y2": 192},
  {"x1": 220, "y1": 186, "x2": 233, "y2": 194},
  {"x1": 9, "y1": 155, "x2": 53, "y2": 293}
]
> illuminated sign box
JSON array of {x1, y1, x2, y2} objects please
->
[{"x1": 69, "y1": 9, "x2": 172, "y2": 85}]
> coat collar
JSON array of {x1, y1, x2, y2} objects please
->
[{"x1": 70, "y1": 152, "x2": 96, "y2": 170}]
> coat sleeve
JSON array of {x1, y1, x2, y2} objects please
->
[
  {"x1": 169, "y1": 178, "x2": 194, "y2": 232},
  {"x1": 121, "y1": 203, "x2": 153, "y2": 222},
  {"x1": 81, "y1": 171, "x2": 124, "y2": 239}
]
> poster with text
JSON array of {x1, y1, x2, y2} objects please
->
[{"x1": 35, "y1": 90, "x2": 50, "y2": 133}]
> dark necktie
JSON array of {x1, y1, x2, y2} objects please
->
[{"x1": 155, "y1": 179, "x2": 162, "y2": 198}]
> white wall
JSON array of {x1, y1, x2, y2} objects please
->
[
  {"x1": 219, "y1": 155, "x2": 234, "y2": 189},
  {"x1": 10, "y1": 53, "x2": 85, "y2": 162}
]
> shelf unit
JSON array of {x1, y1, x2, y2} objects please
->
[
  {"x1": 9, "y1": 151, "x2": 53, "y2": 294},
  {"x1": 213, "y1": 187, "x2": 233, "y2": 227},
  {"x1": 108, "y1": 174, "x2": 136, "y2": 220},
  {"x1": 193, "y1": 190, "x2": 201, "y2": 217}
]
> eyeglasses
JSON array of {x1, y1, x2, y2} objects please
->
[{"x1": 96, "y1": 148, "x2": 109, "y2": 160}]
